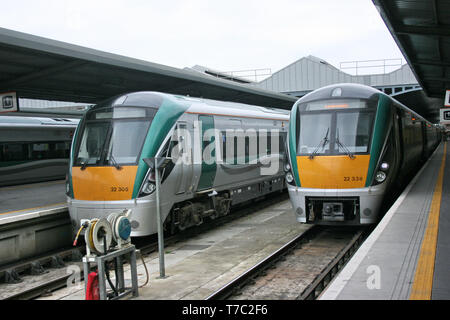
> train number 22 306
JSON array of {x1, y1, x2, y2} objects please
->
[{"x1": 111, "y1": 186, "x2": 129, "y2": 192}]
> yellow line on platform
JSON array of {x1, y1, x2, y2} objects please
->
[
  {"x1": 410, "y1": 142, "x2": 446, "y2": 300},
  {"x1": 0, "y1": 202, "x2": 66, "y2": 216}
]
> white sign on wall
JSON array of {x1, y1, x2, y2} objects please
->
[
  {"x1": 445, "y1": 89, "x2": 450, "y2": 107},
  {"x1": 440, "y1": 108, "x2": 450, "y2": 125},
  {"x1": 0, "y1": 92, "x2": 18, "y2": 113}
]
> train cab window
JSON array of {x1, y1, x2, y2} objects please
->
[
  {"x1": 76, "y1": 122, "x2": 110, "y2": 165},
  {"x1": 336, "y1": 112, "x2": 373, "y2": 153},
  {"x1": 297, "y1": 98, "x2": 376, "y2": 156},
  {"x1": 298, "y1": 113, "x2": 332, "y2": 154},
  {"x1": 75, "y1": 106, "x2": 154, "y2": 167},
  {"x1": 105, "y1": 120, "x2": 150, "y2": 164}
]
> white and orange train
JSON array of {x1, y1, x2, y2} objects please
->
[
  {"x1": 285, "y1": 83, "x2": 442, "y2": 225},
  {"x1": 67, "y1": 92, "x2": 289, "y2": 236}
]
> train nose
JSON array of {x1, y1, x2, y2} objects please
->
[
  {"x1": 296, "y1": 155, "x2": 370, "y2": 189},
  {"x1": 71, "y1": 166, "x2": 138, "y2": 200}
]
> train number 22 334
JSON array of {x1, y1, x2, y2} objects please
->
[
  {"x1": 343, "y1": 176, "x2": 363, "y2": 182},
  {"x1": 111, "y1": 186, "x2": 129, "y2": 192}
]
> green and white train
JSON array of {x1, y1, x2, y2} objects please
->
[
  {"x1": 285, "y1": 83, "x2": 442, "y2": 225},
  {"x1": 67, "y1": 92, "x2": 289, "y2": 236}
]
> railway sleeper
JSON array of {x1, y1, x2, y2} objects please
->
[
  {"x1": 51, "y1": 256, "x2": 66, "y2": 269},
  {"x1": 30, "y1": 261, "x2": 46, "y2": 275},
  {"x1": 3, "y1": 269, "x2": 22, "y2": 284}
]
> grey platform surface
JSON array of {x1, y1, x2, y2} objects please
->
[
  {"x1": 0, "y1": 180, "x2": 67, "y2": 222},
  {"x1": 321, "y1": 142, "x2": 448, "y2": 300},
  {"x1": 433, "y1": 142, "x2": 450, "y2": 299}
]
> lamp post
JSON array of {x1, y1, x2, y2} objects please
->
[{"x1": 143, "y1": 156, "x2": 171, "y2": 278}]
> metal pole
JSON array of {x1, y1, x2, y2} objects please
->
[{"x1": 155, "y1": 158, "x2": 165, "y2": 278}]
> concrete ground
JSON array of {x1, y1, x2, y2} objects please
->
[{"x1": 0, "y1": 180, "x2": 66, "y2": 218}]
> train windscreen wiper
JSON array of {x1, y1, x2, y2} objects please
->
[
  {"x1": 309, "y1": 127, "x2": 329, "y2": 159},
  {"x1": 80, "y1": 160, "x2": 88, "y2": 171},
  {"x1": 109, "y1": 154, "x2": 122, "y2": 170},
  {"x1": 335, "y1": 130, "x2": 355, "y2": 159}
]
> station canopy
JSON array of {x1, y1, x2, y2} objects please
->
[
  {"x1": 373, "y1": 0, "x2": 450, "y2": 109},
  {"x1": 0, "y1": 27, "x2": 297, "y2": 109}
]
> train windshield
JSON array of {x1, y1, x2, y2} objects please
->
[
  {"x1": 74, "y1": 107, "x2": 154, "y2": 166},
  {"x1": 297, "y1": 99, "x2": 375, "y2": 156}
]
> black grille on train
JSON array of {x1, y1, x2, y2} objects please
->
[{"x1": 305, "y1": 196, "x2": 360, "y2": 223}]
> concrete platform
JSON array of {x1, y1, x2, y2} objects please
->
[
  {"x1": 39, "y1": 198, "x2": 308, "y2": 300},
  {"x1": 0, "y1": 180, "x2": 71, "y2": 266},
  {"x1": 0, "y1": 180, "x2": 67, "y2": 221},
  {"x1": 320, "y1": 142, "x2": 449, "y2": 300}
]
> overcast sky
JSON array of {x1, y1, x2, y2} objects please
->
[{"x1": 1, "y1": 0, "x2": 404, "y2": 78}]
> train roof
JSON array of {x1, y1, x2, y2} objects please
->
[
  {"x1": 179, "y1": 96, "x2": 290, "y2": 121},
  {"x1": 297, "y1": 83, "x2": 381, "y2": 103},
  {"x1": 295, "y1": 83, "x2": 437, "y2": 125},
  {"x1": 0, "y1": 115, "x2": 79, "y2": 128},
  {"x1": 89, "y1": 91, "x2": 290, "y2": 121}
]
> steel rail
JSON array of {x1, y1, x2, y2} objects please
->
[
  {"x1": 205, "y1": 225, "x2": 321, "y2": 300},
  {"x1": 205, "y1": 226, "x2": 369, "y2": 300},
  {"x1": 299, "y1": 228, "x2": 369, "y2": 300}
]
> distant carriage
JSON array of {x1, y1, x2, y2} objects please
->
[{"x1": 0, "y1": 116, "x2": 79, "y2": 187}]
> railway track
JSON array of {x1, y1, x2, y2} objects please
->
[
  {"x1": 0, "y1": 191, "x2": 288, "y2": 300},
  {"x1": 206, "y1": 225, "x2": 369, "y2": 300}
]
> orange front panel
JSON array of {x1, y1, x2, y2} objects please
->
[
  {"x1": 296, "y1": 155, "x2": 370, "y2": 189},
  {"x1": 72, "y1": 166, "x2": 138, "y2": 201}
]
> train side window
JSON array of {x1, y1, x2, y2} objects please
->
[
  {"x1": 245, "y1": 136, "x2": 249, "y2": 163},
  {"x1": 1, "y1": 143, "x2": 28, "y2": 162},
  {"x1": 279, "y1": 132, "x2": 287, "y2": 154},
  {"x1": 221, "y1": 131, "x2": 227, "y2": 163},
  {"x1": 167, "y1": 125, "x2": 183, "y2": 160},
  {"x1": 32, "y1": 143, "x2": 49, "y2": 160},
  {"x1": 234, "y1": 136, "x2": 238, "y2": 165},
  {"x1": 54, "y1": 142, "x2": 70, "y2": 158}
]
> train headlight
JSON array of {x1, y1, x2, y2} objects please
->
[
  {"x1": 375, "y1": 171, "x2": 386, "y2": 183},
  {"x1": 380, "y1": 162, "x2": 389, "y2": 171},
  {"x1": 286, "y1": 172, "x2": 294, "y2": 183},
  {"x1": 284, "y1": 163, "x2": 291, "y2": 172},
  {"x1": 142, "y1": 181, "x2": 156, "y2": 195}
]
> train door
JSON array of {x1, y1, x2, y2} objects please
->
[
  {"x1": 421, "y1": 121, "x2": 428, "y2": 160},
  {"x1": 174, "y1": 121, "x2": 193, "y2": 194},
  {"x1": 197, "y1": 115, "x2": 216, "y2": 191}
]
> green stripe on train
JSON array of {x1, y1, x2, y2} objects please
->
[
  {"x1": 68, "y1": 123, "x2": 80, "y2": 198},
  {"x1": 365, "y1": 94, "x2": 391, "y2": 187},
  {"x1": 289, "y1": 102, "x2": 301, "y2": 187},
  {"x1": 132, "y1": 97, "x2": 190, "y2": 198}
]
